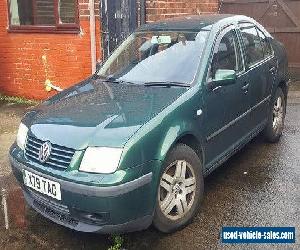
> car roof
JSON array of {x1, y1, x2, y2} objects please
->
[{"x1": 137, "y1": 14, "x2": 240, "y2": 32}]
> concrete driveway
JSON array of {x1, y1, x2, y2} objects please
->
[{"x1": 0, "y1": 83, "x2": 299, "y2": 249}]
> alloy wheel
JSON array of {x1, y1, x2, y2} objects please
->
[
  {"x1": 158, "y1": 160, "x2": 196, "y2": 221},
  {"x1": 272, "y1": 96, "x2": 284, "y2": 133}
]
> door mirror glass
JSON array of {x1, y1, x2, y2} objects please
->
[
  {"x1": 214, "y1": 69, "x2": 236, "y2": 82},
  {"x1": 207, "y1": 69, "x2": 236, "y2": 91}
]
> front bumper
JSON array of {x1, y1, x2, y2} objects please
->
[{"x1": 9, "y1": 147, "x2": 160, "y2": 233}]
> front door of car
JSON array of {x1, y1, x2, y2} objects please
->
[
  {"x1": 238, "y1": 24, "x2": 275, "y2": 131},
  {"x1": 203, "y1": 26, "x2": 250, "y2": 168}
]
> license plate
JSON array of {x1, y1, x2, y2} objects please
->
[{"x1": 23, "y1": 170, "x2": 61, "y2": 201}]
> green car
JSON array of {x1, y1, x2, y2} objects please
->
[{"x1": 10, "y1": 14, "x2": 289, "y2": 233}]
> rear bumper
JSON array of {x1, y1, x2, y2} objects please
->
[{"x1": 9, "y1": 151, "x2": 158, "y2": 233}]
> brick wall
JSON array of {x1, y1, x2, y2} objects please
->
[
  {"x1": 0, "y1": 0, "x2": 219, "y2": 100},
  {"x1": 79, "y1": 0, "x2": 100, "y2": 19},
  {"x1": 146, "y1": 0, "x2": 219, "y2": 22},
  {"x1": 0, "y1": 0, "x2": 101, "y2": 100}
]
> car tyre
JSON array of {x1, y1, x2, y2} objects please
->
[
  {"x1": 153, "y1": 143, "x2": 204, "y2": 233},
  {"x1": 263, "y1": 87, "x2": 286, "y2": 143}
]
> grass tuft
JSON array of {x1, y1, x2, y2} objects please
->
[
  {"x1": 0, "y1": 94, "x2": 40, "y2": 105},
  {"x1": 108, "y1": 235, "x2": 124, "y2": 250}
]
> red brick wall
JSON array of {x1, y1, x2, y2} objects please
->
[
  {"x1": 146, "y1": 0, "x2": 219, "y2": 22},
  {"x1": 0, "y1": 0, "x2": 101, "y2": 100},
  {"x1": 0, "y1": 0, "x2": 219, "y2": 100}
]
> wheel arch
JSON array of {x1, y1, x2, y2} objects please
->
[
  {"x1": 175, "y1": 134, "x2": 204, "y2": 164},
  {"x1": 274, "y1": 80, "x2": 288, "y2": 113},
  {"x1": 159, "y1": 132, "x2": 205, "y2": 174},
  {"x1": 278, "y1": 80, "x2": 288, "y2": 102}
]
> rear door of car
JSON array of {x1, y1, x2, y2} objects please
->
[
  {"x1": 203, "y1": 25, "x2": 251, "y2": 168},
  {"x1": 237, "y1": 23, "x2": 275, "y2": 131}
]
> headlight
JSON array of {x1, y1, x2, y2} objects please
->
[
  {"x1": 16, "y1": 123, "x2": 28, "y2": 150},
  {"x1": 79, "y1": 147, "x2": 123, "y2": 174}
]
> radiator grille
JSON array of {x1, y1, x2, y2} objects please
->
[{"x1": 25, "y1": 135, "x2": 75, "y2": 170}]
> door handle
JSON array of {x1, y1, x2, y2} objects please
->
[
  {"x1": 241, "y1": 83, "x2": 249, "y2": 93},
  {"x1": 241, "y1": 83, "x2": 249, "y2": 90},
  {"x1": 212, "y1": 85, "x2": 222, "y2": 92},
  {"x1": 269, "y1": 66, "x2": 276, "y2": 74}
]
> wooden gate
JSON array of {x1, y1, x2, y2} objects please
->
[
  {"x1": 220, "y1": 0, "x2": 300, "y2": 75},
  {"x1": 100, "y1": 0, "x2": 138, "y2": 60}
]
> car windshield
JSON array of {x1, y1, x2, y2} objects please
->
[{"x1": 98, "y1": 29, "x2": 210, "y2": 85}]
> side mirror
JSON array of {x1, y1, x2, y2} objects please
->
[
  {"x1": 214, "y1": 69, "x2": 236, "y2": 84},
  {"x1": 207, "y1": 69, "x2": 236, "y2": 91}
]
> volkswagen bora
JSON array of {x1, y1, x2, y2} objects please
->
[{"x1": 10, "y1": 14, "x2": 289, "y2": 233}]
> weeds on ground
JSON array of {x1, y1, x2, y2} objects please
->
[
  {"x1": 108, "y1": 235, "x2": 124, "y2": 250},
  {"x1": 0, "y1": 94, "x2": 39, "y2": 105}
]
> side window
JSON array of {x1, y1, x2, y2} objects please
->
[
  {"x1": 210, "y1": 29, "x2": 243, "y2": 79},
  {"x1": 256, "y1": 27, "x2": 273, "y2": 58},
  {"x1": 240, "y1": 25, "x2": 264, "y2": 66}
]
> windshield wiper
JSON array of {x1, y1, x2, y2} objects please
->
[
  {"x1": 93, "y1": 74, "x2": 106, "y2": 80},
  {"x1": 108, "y1": 79, "x2": 137, "y2": 85},
  {"x1": 95, "y1": 75, "x2": 136, "y2": 85},
  {"x1": 144, "y1": 81, "x2": 190, "y2": 88}
]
